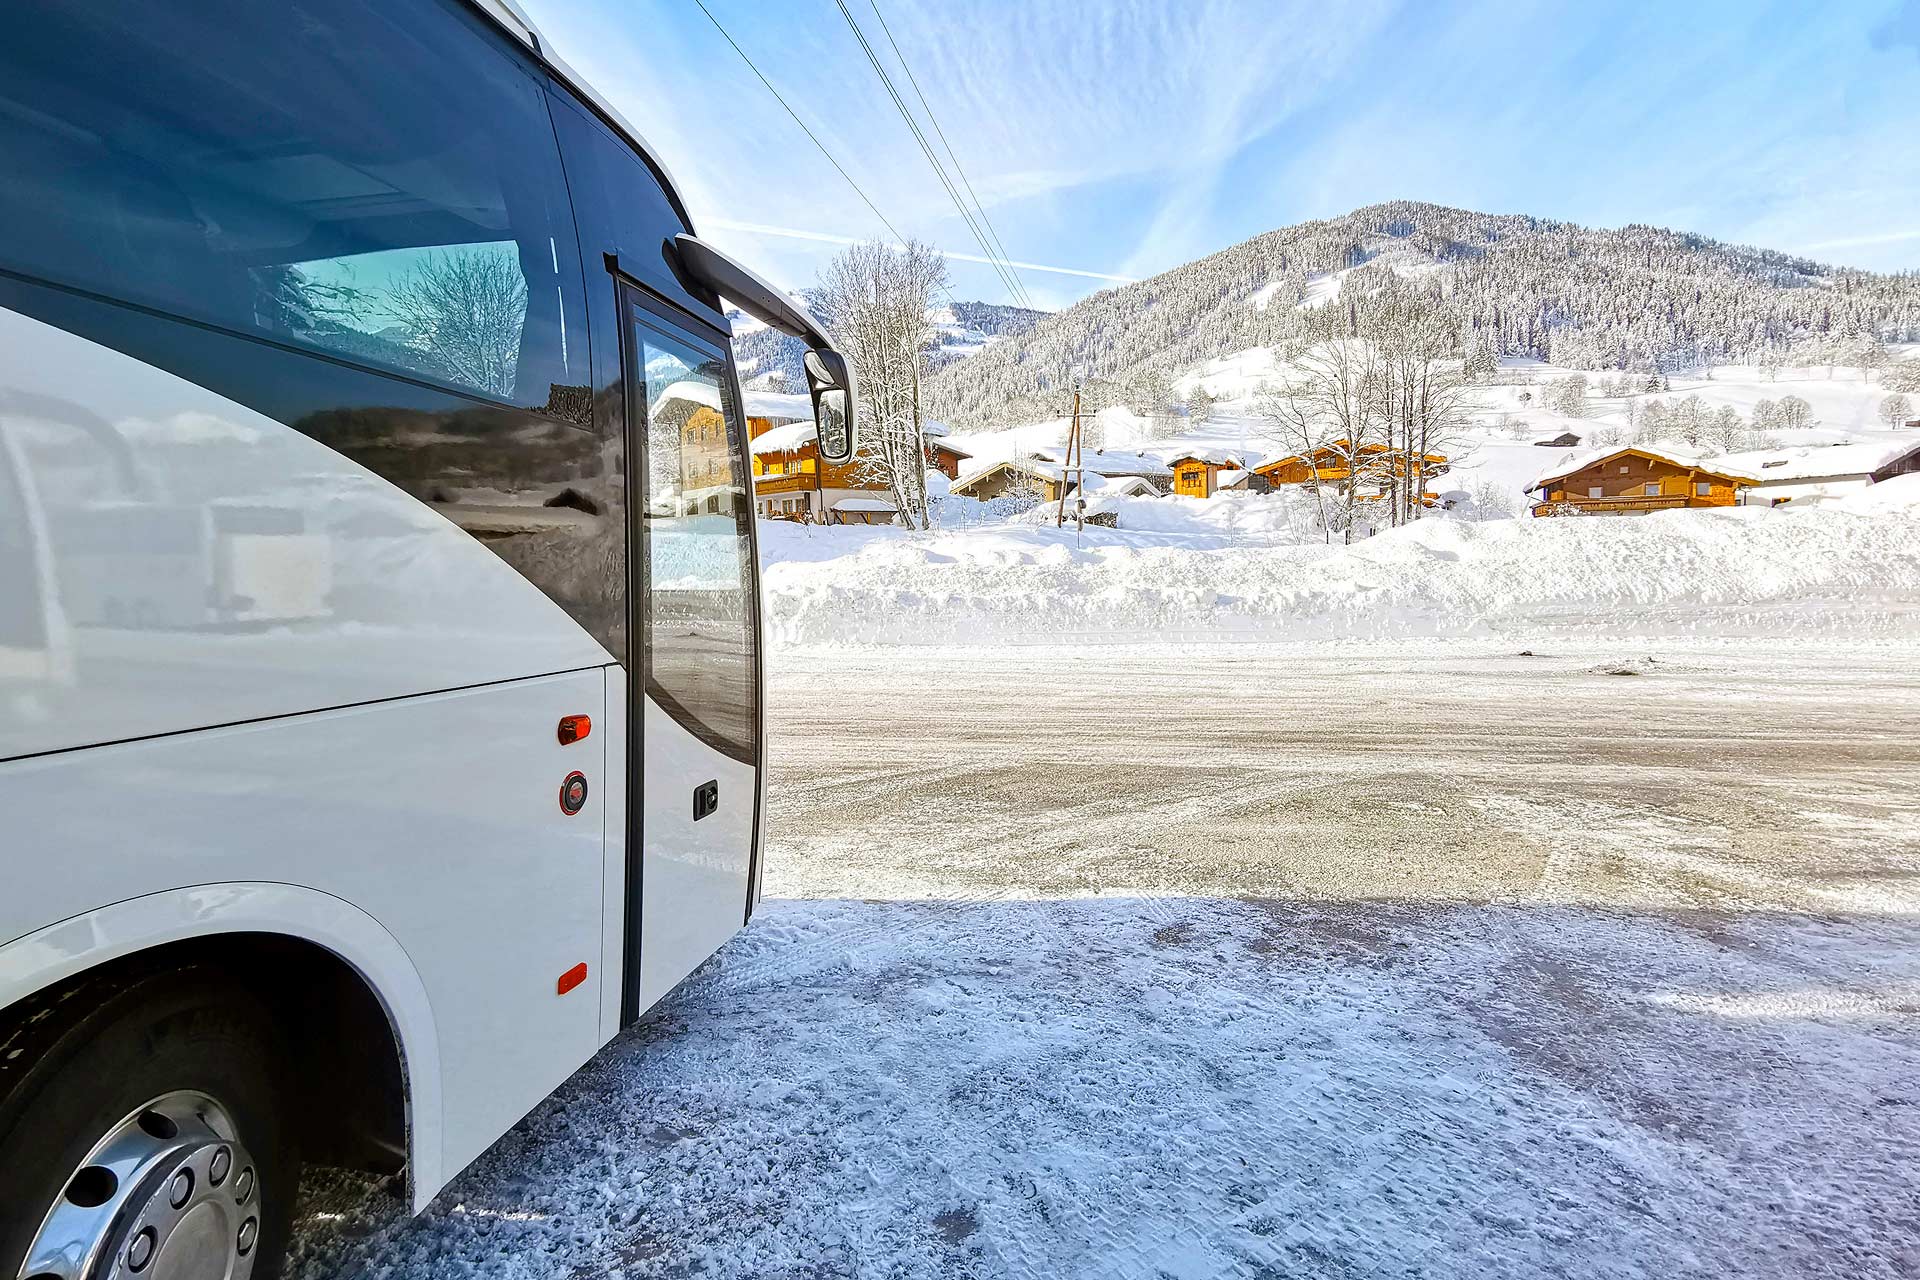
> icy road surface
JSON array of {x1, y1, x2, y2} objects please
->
[{"x1": 289, "y1": 643, "x2": 1920, "y2": 1279}]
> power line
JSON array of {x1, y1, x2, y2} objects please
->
[
  {"x1": 689, "y1": 2, "x2": 904, "y2": 256},
  {"x1": 830, "y1": 0, "x2": 1031, "y2": 309},
  {"x1": 688, "y1": 0, "x2": 964, "y2": 314},
  {"x1": 863, "y1": 0, "x2": 1033, "y2": 311},
  {"x1": 833, "y1": 0, "x2": 1024, "y2": 308}
]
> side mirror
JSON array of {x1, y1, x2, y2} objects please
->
[{"x1": 804, "y1": 348, "x2": 856, "y2": 465}]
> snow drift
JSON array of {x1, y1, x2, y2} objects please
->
[{"x1": 761, "y1": 495, "x2": 1920, "y2": 646}]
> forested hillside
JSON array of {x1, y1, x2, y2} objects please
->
[
  {"x1": 730, "y1": 299, "x2": 1043, "y2": 391},
  {"x1": 923, "y1": 200, "x2": 1920, "y2": 428}
]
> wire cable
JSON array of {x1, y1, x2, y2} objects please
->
[
  {"x1": 831, "y1": 0, "x2": 1029, "y2": 308},
  {"x1": 689, "y1": 0, "x2": 964, "y2": 314},
  {"x1": 864, "y1": 0, "x2": 1033, "y2": 310}
]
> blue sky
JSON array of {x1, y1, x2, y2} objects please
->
[{"x1": 525, "y1": 0, "x2": 1920, "y2": 311}]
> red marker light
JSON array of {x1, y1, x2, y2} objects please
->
[
  {"x1": 557, "y1": 962, "x2": 588, "y2": 996},
  {"x1": 557, "y1": 715, "x2": 591, "y2": 745}
]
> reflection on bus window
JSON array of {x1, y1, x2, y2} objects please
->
[
  {"x1": 262, "y1": 242, "x2": 529, "y2": 400},
  {"x1": 0, "y1": 0, "x2": 585, "y2": 411},
  {"x1": 634, "y1": 315, "x2": 756, "y2": 760}
]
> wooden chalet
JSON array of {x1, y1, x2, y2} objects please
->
[
  {"x1": 1252, "y1": 442, "x2": 1449, "y2": 505},
  {"x1": 748, "y1": 417, "x2": 900, "y2": 525},
  {"x1": 1528, "y1": 446, "x2": 1740, "y2": 517},
  {"x1": 1168, "y1": 452, "x2": 1244, "y2": 498},
  {"x1": 925, "y1": 438, "x2": 972, "y2": 481}
]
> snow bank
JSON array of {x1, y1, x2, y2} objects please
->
[{"x1": 762, "y1": 502, "x2": 1920, "y2": 646}]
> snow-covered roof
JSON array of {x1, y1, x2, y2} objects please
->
[
  {"x1": 922, "y1": 420, "x2": 951, "y2": 438},
  {"x1": 1529, "y1": 444, "x2": 1728, "y2": 492},
  {"x1": 830, "y1": 497, "x2": 896, "y2": 512},
  {"x1": 655, "y1": 381, "x2": 811, "y2": 426},
  {"x1": 652, "y1": 379, "x2": 721, "y2": 415},
  {"x1": 1167, "y1": 449, "x2": 1243, "y2": 468},
  {"x1": 1078, "y1": 473, "x2": 1159, "y2": 496},
  {"x1": 927, "y1": 438, "x2": 973, "y2": 458},
  {"x1": 750, "y1": 422, "x2": 817, "y2": 455},
  {"x1": 742, "y1": 389, "x2": 814, "y2": 422},
  {"x1": 951, "y1": 458, "x2": 1049, "y2": 493},
  {"x1": 1215, "y1": 469, "x2": 1249, "y2": 488},
  {"x1": 1033, "y1": 448, "x2": 1172, "y2": 479},
  {"x1": 1713, "y1": 440, "x2": 1920, "y2": 483}
]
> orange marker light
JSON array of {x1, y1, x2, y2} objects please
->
[
  {"x1": 557, "y1": 715, "x2": 591, "y2": 745},
  {"x1": 557, "y1": 962, "x2": 588, "y2": 996}
]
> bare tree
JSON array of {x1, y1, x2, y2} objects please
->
[
  {"x1": 387, "y1": 247, "x2": 529, "y2": 399},
  {"x1": 1367, "y1": 304, "x2": 1476, "y2": 524},
  {"x1": 1254, "y1": 340, "x2": 1389, "y2": 543},
  {"x1": 1881, "y1": 392, "x2": 1914, "y2": 428},
  {"x1": 812, "y1": 239, "x2": 949, "y2": 529}
]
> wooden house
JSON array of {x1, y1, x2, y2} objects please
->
[
  {"x1": 1168, "y1": 452, "x2": 1244, "y2": 498},
  {"x1": 925, "y1": 438, "x2": 972, "y2": 481},
  {"x1": 1252, "y1": 442, "x2": 1449, "y2": 501},
  {"x1": 949, "y1": 458, "x2": 1053, "y2": 503},
  {"x1": 953, "y1": 449, "x2": 1169, "y2": 504},
  {"x1": 748, "y1": 418, "x2": 900, "y2": 525},
  {"x1": 1528, "y1": 446, "x2": 1740, "y2": 516}
]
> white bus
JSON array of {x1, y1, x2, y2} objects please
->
[{"x1": 0, "y1": 3, "x2": 855, "y2": 1276}]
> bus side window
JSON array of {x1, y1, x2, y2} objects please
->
[{"x1": 0, "y1": 0, "x2": 589, "y2": 416}]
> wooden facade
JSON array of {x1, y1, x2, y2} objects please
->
[
  {"x1": 1254, "y1": 442, "x2": 1447, "y2": 489},
  {"x1": 926, "y1": 439, "x2": 971, "y2": 481},
  {"x1": 1531, "y1": 448, "x2": 1740, "y2": 517},
  {"x1": 1253, "y1": 443, "x2": 1448, "y2": 507},
  {"x1": 1168, "y1": 455, "x2": 1242, "y2": 499},
  {"x1": 748, "y1": 415, "x2": 899, "y2": 525}
]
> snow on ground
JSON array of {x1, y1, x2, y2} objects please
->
[
  {"x1": 289, "y1": 646, "x2": 1920, "y2": 1279},
  {"x1": 759, "y1": 491, "x2": 1920, "y2": 647},
  {"x1": 291, "y1": 896, "x2": 1920, "y2": 1280}
]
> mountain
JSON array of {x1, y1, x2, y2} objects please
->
[
  {"x1": 728, "y1": 300, "x2": 1045, "y2": 393},
  {"x1": 921, "y1": 200, "x2": 1920, "y2": 429}
]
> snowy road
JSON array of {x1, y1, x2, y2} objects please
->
[{"x1": 289, "y1": 643, "x2": 1920, "y2": 1279}]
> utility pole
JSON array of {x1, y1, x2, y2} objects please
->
[{"x1": 1055, "y1": 382, "x2": 1085, "y2": 531}]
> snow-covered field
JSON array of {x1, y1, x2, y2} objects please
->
[{"x1": 289, "y1": 645, "x2": 1920, "y2": 1279}]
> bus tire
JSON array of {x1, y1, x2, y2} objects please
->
[{"x1": 0, "y1": 967, "x2": 300, "y2": 1280}]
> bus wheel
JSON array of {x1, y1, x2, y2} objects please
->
[{"x1": 0, "y1": 970, "x2": 298, "y2": 1280}]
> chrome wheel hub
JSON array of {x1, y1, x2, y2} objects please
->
[{"x1": 19, "y1": 1091, "x2": 260, "y2": 1280}]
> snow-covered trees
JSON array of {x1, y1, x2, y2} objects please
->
[
  {"x1": 1126, "y1": 366, "x2": 1181, "y2": 438},
  {"x1": 1708, "y1": 406, "x2": 1747, "y2": 452},
  {"x1": 1186, "y1": 387, "x2": 1216, "y2": 428},
  {"x1": 1884, "y1": 361, "x2": 1920, "y2": 394},
  {"x1": 1470, "y1": 479, "x2": 1512, "y2": 519},
  {"x1": 1545, "y1": 374, "x2": 1589, "y2": 417},
  {"x1": 812, "y1": 239, "x2": 950, "y2": 530},
  {"x1": 1463, "y1": 342, "x2": 1499, "y2": 384},
  {"x1": 1881, "y1": 393, "x2": 1914, "y2": 428},
  {"x1": 1777, "y1": 395, "x2": 1814, "y2": 430}
]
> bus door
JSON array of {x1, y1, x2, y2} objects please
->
[{"x1": 622, "y1": 292, "x2": 762, "y2": 1014}]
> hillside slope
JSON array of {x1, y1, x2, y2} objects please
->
[
  {"x1": 923, "y1": 200, "x2": 1920, "y2": 428},
  {"x1": 730, "y1": 300, "x2": 1044, "y2": 392}
]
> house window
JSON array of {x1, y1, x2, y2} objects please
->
[
  {"x1": 1695, "y1": 481, "x2": 1711, "y2": 497},
  {"x1": 1588, "y1": 486, "x2": 1603, "y2": 498},
  {"x1": 1619, "y1": 465, "x2": 1630, "y2": 474},
  {"x1": 1646, "y1": 483, "x2": 1661, "y2": 496}
]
